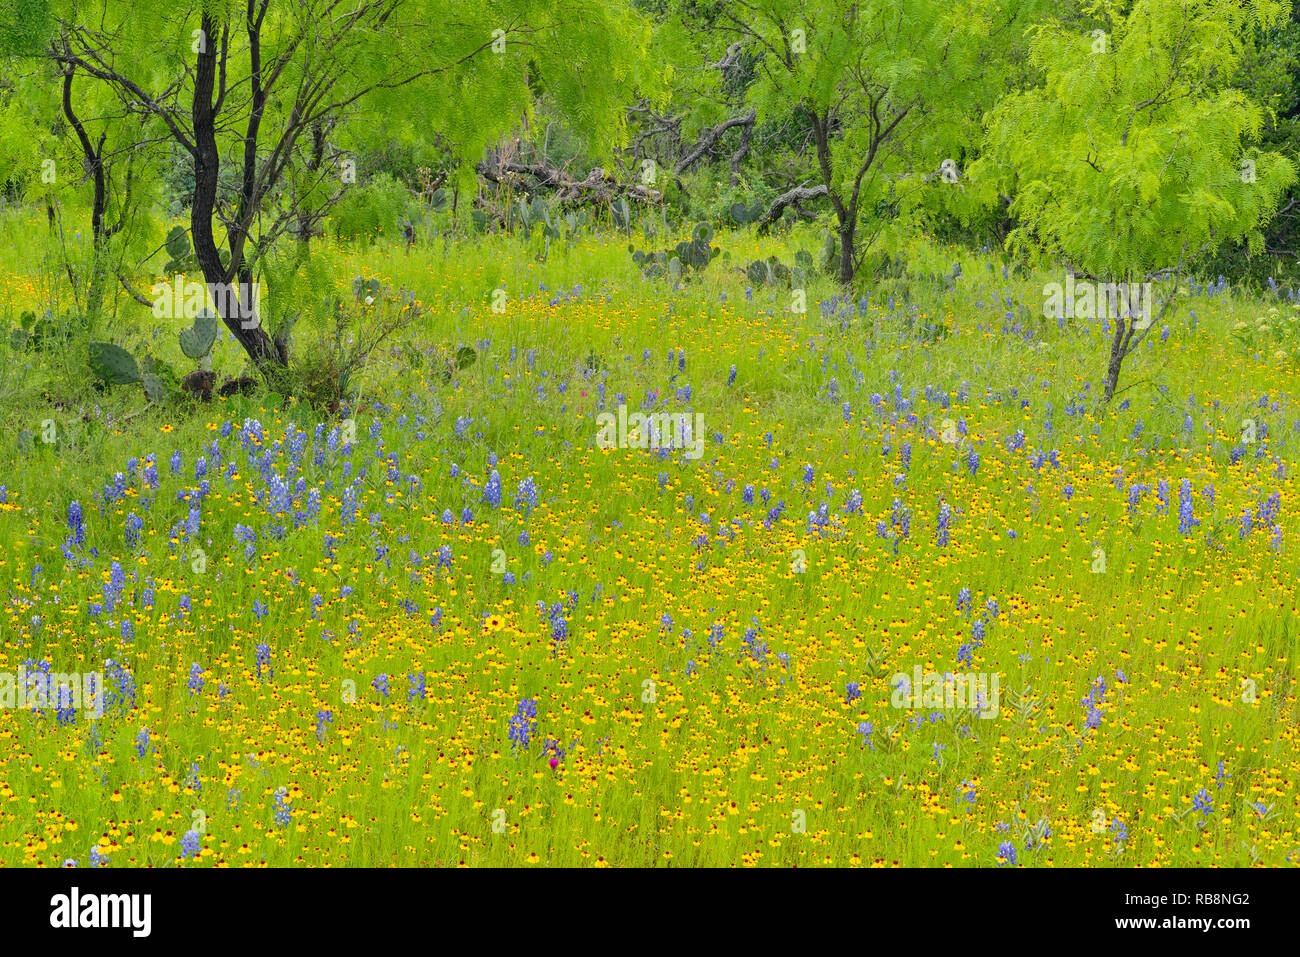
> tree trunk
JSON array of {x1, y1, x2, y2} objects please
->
[
  {"x1": 61, "y1": 64, "x2": 109, "y2": 327},
  {"x1": 838, "y1": 219, "x2": 857, "y2": 285},
  {"x1": 809, "y1": 107, "x2": 857, "y2": 287},
  {"x1": 296, "y1": 120, "x2": 328, "y2": 244},
  {"x1": 729, "y1": 120, "x2": 752, "y2": 186},
  {"x1": 191, "y1": 12, "x2": 285, "y2": 376},
  {"x1": 1102, "y1": 317, "x2": 1129, "y2": 402},
  {"x1": 85, "y1": 240, "x2": 108, "y2": 325}
]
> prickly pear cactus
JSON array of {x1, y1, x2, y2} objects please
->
[
  {"x1": 730, "y1": 200, "x2": 765, "y2": 226},
  {"x1": 630, "y1": 221, "x2": 719, "y2": 280},
  {"x1": 89, "y1": 341, "x2": 141, "y2": 386},
  {"x1": 141, "y1": 372, "x2": 168, "y2": 403},
  {"x1": 179, "y1": 310, "x2": 219, "y2": 370},
  {"x1": 163, "y1": 226, "x2": 194, "y2": 273},
  {"x1": 351, "y1": 276, "x2": 382, "y2": 302}
]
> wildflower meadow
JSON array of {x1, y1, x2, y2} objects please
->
[{"x1": 0, "y1": 0, "x2": 1297, "y2": 888}]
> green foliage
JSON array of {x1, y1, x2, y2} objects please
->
[
  {"x1": 1228, "y1": 301, "x2": 1300, "y2": 366},
  {"x1": 352, "y1": 276, "x2": 383, "y2": 303},
  {"x1": 7, "y1": 309, "x2": 73, "y2": 352},
  {"x1": 285, "y1": 344, "x2": 348, "y2": 413},
  {"x1": 738, "y1": 249, "x2": 813, "y2": 287},
  {"x1": 713, "y1": 0, "x2": 1044, "y2": 283},
  {"x1": 346, "y1": 136, "x2": 447, "y2": 193},
  {"x1": 0, "y1": 81, "x2": 46, "y2": 199},
  {"x1": 163, "y1": 227, "x2": 196, "y2": 274},
  {"x1": 508, "y1": 196, "x2": 565, "y2": 239},
  {"x1": 139, "y1": 354, "x2": 179, "y2": 402},
  {"x1": 140, "y1": 370, "x2": 168, "y2": 403},
  {"x1": 629, "y1": 221, "x2": 720, "y2": 278},
  {"x1": 744, "y1": 254, "x2": 804, "y2": 287},
  {"x1": 254, "y1": 246, "x2": 332, "y2": 356},
  {"x1": 0, "y1": 0, "x2": 50, "y2": 56},
  {"x1": 1200, "y1": 9, "x2": 1300, "y2": 284},
  {"x1": 159, "y1": 142, "x2": 238, "y2": 215},
  {"x1": 282, "y1": 274, "x2": 425, "y2": 409},
  {"x1": 332, "y1": 173, "x2": 419, "y2": 243},
  {"x1": 610, "y1": 196, "x2": 633, "y2": 231},
  {"x1": 730, "y1": 200, "x2": 766, "y2": 226},
  {"x1": 977, "y1": 0, "x2": 1298, "y2": 281},
  {"x1": 439, "y1": 344, "x2": 478, "y2": 383},
  {"x1": 686, "y1": 177, "x2": 777, "y2": 227},
  {"x1": 563, "y1": 208, "x2": 590, "y2": 240}
]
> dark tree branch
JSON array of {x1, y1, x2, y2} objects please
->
[
  {"x1": 674, "y1": 109, "x2": 756, "y2": 177},
  {"x1": 755, "y1": 184, "x2": 828, "y2": 234}
]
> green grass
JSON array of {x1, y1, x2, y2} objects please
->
[{"x1": 0, "y1": 209, "x2": 1297, "y2": 867}]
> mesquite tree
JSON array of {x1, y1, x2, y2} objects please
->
[
  {"x1": 715, "y1": 0, "x2": 1042, "y2": 284},
  {"x1": 47, "y1": 0, "x2": 659, "y2": 379},
  {"x1": 0, "y1": 10, "x2": 159, "y2": 330},
  {"x1": 977, "y1": 0, "x2": 1297, "y2": 402}
]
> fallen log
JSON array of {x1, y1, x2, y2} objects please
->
[{"x1": 476, "y1": 161, "x2": 662, "y2": 205}]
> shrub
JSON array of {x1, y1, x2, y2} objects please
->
[{"x1": 330, "y1": 173, "x2": 419, "y2": 243}]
